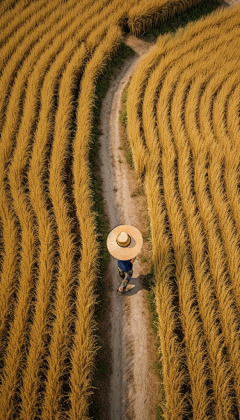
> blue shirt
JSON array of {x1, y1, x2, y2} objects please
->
[{"x1": 117, "y1": 259, "x2": 132, "y2": 273}]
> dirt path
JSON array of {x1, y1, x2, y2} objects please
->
[{"x1": 99, "y1": 36, "x2": 160, "y2": 420}]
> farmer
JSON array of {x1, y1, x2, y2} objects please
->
[{"x1": 107, "y1": 225, "x2": 143, "y2": 294}]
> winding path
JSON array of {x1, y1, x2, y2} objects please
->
[{"x1": 99, "y1": 36, "x2": 159, "y2": 420}]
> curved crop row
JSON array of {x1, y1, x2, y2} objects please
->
[
  {"x1": 37, "y1": 44, "x2": 86, "y2": 420},
  {"x1": 128, "y1": 0, "x2": 205, "y2": 35},
  {"x1": 0, "y1": 24, "x2": 86, "y2": 420},
  {"x1": 0, "y1": 0, "x2": 86, "y2": 351},
  {"x1": 171, "y1": 67, "x2": 236, "y2": 420},
  {"x1": 0, "y1": 0, "x2": 91, "y2": 358},
  {"x1": 20, "y1": 42, "x2": 87, "y2": 420},
  {"x1": 0, "y1": 0, "x2": 30, "y2": 32},
  {"x1": 0, "y1": 0, "x2": 78, "y2": 129},
  {"x1": 128, "y1": 4, "x2": 240, "y2": 419},
  {"x1": 212, "y1": 74, "x2": 240, "y2": 239},
  {"x1": 156, "y1": 74, "x2": 213, "y2": 419},
  {"x1": 0, "y1": 0, "x2": 50, "y2": 48},
  {"x1": 0, "y1": 0, "x2": 66, "y2": 70}
]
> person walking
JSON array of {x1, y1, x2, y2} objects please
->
[
  {"x1": 107, "y1": 225, "x2": 143, "y2": 294},
  {"x1": 117, "y1": 256, "x2": 135, "y2": 293}
]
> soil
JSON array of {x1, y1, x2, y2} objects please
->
[{"x1": 98, "y1": 35, "x2": 160, "y2": 420}]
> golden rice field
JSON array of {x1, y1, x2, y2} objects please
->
[
  {"x1": 128, "y1": 4, "x2": 240, "y2": 419},
  {"x1": 1, "y1": 0, "x2": 211, "y2": 419}
]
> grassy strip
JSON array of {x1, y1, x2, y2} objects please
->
[
  {"x1": 119, "y1": 85, "x2": 134, "y2": 170},
  {"x1": 141, "y1": 0, "x2": 222, "y2": 40},
  {"x1": 88, "y1": 41, "x2": 134, "y2": 419}
]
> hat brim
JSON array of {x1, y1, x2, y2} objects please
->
[{"x1": 107, "y1": 225, "x2": 143, "y2": 260}]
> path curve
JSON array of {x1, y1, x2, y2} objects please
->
[{"x1": 99, "y1": 35, "x2": 159, "y2": 420}]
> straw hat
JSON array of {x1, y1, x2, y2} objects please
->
[{"x1": 107, "y1": 225, "x2": 143, "y2": 260}]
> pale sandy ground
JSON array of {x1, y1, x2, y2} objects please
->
[
  {"x1": 225, "y1": 0, "x2": 240, "y2": 6},
  {"x1": 99, "y1": 36, "x2": 160, "y2": 420}
]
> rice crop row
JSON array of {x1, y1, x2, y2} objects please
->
[
  {"x1": 128, "y1": 4, "x2": 240, "y2": 418},
  {"x1": 0, "y1": 0, "x2": 31, "y2": 32},
  {"x1": 197, "y1": 65, "x2": 240, "y2": 411},
  {"x1": 227, "y1": 83, "x2": 240, "y2": 145},
  {"x1": 183, "y1": 57, "x2": 240, "y2": 414},
  {"x1": 20, "y1": 42, "x2": 87, "y2": 420},
  {"x1": 0, "y1": 0, "x2": 98, "y2": 129},
  {"x1": 170, "y1": 68, "x2": 236, "y2": 420},
  {"x1": 0, "y1": 29, "x2": 81, "y2": 420},
  {"x1": 0, "y1": 0, "x2": 83, "y2": 351},
  {"x1": 212, "y1": 74, "x2": 240, "y2": 235},
  {"x1": 0, "y1": 0, "x2": 50, "y2": 48},
  {"x1": 0, "y1": 0, "x2": 76, "y2": 129},
  {"x1": 156, "y1": 75, "x2": 213, "y2": 419},
  {"x1": 38, "y1": 44, "x2": 86, "y2": 420},
  {"x1": 0, "y1": 0, "x2": 94, "y2": 348},
  {"x1": 139, "y1": 76, "x2": 188, "y2": 419},
  {"x1": 127, "y1": 5, "x2": 240, "y2": 175},
  {"x1": 128, "y1": 0, "x2": 206, "y2": 35},
  {"x1": 0, "y1": 0, "x2": 66, "y2": 70}
]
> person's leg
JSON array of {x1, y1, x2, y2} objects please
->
[
  {"x1": 118, "y1": 267, "x2": 125, "y2": 279},
  {"x1": 118, "y1": 273, "x2": 127, "y2": 293},
  {"x1": 118, "y1": 269, "x2": 133, "y2": 293},
  {"x1": 125, "y1": 269, "x2": 133, "y2": 284}
]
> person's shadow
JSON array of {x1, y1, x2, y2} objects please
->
[{"x1": 123, "y1": 274, "x2": 149, "y2": 296}]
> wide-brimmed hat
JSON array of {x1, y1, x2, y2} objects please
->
[{"x1": 107, "y1": 225, "x2": 143, "y2": 260}]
